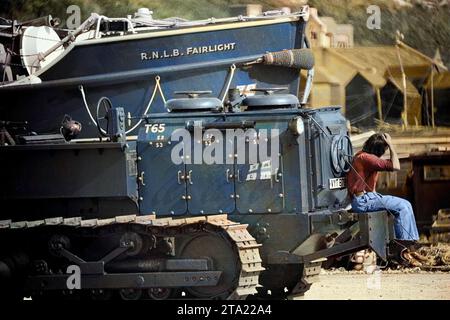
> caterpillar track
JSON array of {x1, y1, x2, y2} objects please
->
[{"x1": 0, "y1": 214, "x2": 264, "y2": 300}]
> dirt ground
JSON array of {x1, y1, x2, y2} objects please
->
[{"x1": 302, "y1": 270, "x2": 450, "y2": 300}]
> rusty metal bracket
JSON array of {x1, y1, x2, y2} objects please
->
[
  {"x1": 267, "y1": 211, "x2": 393, "y2": 264},
  {"x1": 359, "y1": 211, "x2": 394, "y2": 261}
]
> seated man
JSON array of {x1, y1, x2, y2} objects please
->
[{"x1": 347, "y1": 133, "x2": 419, "y2": 242}]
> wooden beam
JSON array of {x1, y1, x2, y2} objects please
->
[{"x1": 376, "y1": 87, "x2": 382, "y2": 121}]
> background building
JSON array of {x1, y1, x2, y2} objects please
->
[{"x1": 303, "y1": 8, "x2": 447, "y2": 130}]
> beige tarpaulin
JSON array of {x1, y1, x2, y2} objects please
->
[
  {"x1": 303, "y1": 46, "x2": 436, "y2": 126},
  {"x1": 426, "y1": 71, "x2": 450, "y2": 89},
  {"x1": 387, "y1": 76, "x2": 422, "y2": 125}
]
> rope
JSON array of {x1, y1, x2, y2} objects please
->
[
  {"x1": 156, "y1": 76, "x2": 167, "y2": 104},
  {"x1": 220, "y1": 64, "x2": 236, "y2": 104},
  {"x1": 79, "y1": 85, "x2": 106, "y2": 135},
  {"x1": 125, "y1": 76, "x2": 164, "y2": 134},
  {"x1": 79, "y1": 76, "x2": 166, "y2": 136},
  {"x1": 22, "y1": 34, "x2": 61, "y2": 42}
]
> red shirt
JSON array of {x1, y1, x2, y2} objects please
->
[{"x1": 347, "y1": 151, "x2": 394, "y2": 196}]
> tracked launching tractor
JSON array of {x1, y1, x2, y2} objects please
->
[{"x1": 0, "y1": 7, "x2": 392, "y2": 300}]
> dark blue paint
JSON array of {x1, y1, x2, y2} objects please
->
[
  {"x1": 0, "y1": 20, "x2": 305, "y2": 138},
  {"x1": 136, "y1": 106, "x2": 350, "y2": 218}
]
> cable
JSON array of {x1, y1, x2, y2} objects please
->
[
  {"x1": 382, "y1": 66, "x2": 401, "y2": 123},
  {"x1": 22, "y1": 34, "x2": 61, "y2": 42}
]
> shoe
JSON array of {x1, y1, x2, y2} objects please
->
[
  {"x1": 393, "y1": 239, "x2": 422, "y2": 252},
  {"x1": 387, "y1": 241, "x2": 413, "y2": 266}
]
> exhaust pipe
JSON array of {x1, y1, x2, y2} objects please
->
[{"x1": 244, "y1": 48, "x2": 315, "y2": 70}]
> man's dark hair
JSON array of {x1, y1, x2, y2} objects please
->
[{"x1": 362, "y1": 133, "x2": 388, "y2": 157}]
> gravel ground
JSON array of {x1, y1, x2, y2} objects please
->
[{"x1": 302, "y1": 270, "x2": 450, "y2": 300}]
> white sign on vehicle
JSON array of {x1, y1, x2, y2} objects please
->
[{"x1": 329, "y1": 177, "x2": 346, "y2": 190}]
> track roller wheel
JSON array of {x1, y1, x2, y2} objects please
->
[
  {"x1": 180, "y1": 233, "x2": 239, "y2": 299},
  {"x1": 90, "y1": 289, "x2": 113, "y2": 300},
  {"x1": 148, "y1": 287, "x2": 172, "y2": 300},
  {"x1": 119, "y1": 288, "x2": 142, "y2": 300}
]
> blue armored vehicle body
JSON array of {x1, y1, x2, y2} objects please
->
[{"x1": 0, "y1": 7, "x2": 392, "y2": 300}]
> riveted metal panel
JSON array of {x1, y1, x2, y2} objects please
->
[
  {"x1": 137, "y1": 123, "x2": 187, "y2": 216},
  {"x1": 235, "y1": 124, "x2": 285, "y2": 214}
]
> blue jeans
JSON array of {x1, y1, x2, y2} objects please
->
[{"x1": 351, "y1": 192, "x2": 419, "y2": 241}]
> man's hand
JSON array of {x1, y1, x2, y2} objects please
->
[
  {"x1": 383, "y1": 133, "x2": 392, "y2": 146},
  {"x1": 382, "y1": 132, "x2": 400, "y2": 171}
]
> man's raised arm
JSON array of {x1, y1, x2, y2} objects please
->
[{"x1": 383, "y1": 133, "x2": 400, "y2": 171}]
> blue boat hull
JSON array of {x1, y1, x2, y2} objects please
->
[{"x1": 0, "y1": 18, "x2": 307, "y2": 138}]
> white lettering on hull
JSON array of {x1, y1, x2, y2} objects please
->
[{"x1": 140, "y1": 42, "x2": 236, "y2": 61}]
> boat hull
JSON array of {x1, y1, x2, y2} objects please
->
[{"x1": 0, "y1": 18, "x2": 306, "y2": 138}]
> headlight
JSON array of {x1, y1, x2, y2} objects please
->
[{"x1": 289, "y1": 117, "x2": 304, "y2": 135}]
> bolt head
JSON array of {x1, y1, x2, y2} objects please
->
[{"x1": 135, "y1": 276, "x2": 145, "y2": 286}]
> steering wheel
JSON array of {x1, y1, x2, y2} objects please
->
[
  {"x1": 95, "y1": 97, "x2": 112, "y2": 137},
  {"x1": 331, "y1": 135, "x2": 353, "y2": 174}
]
